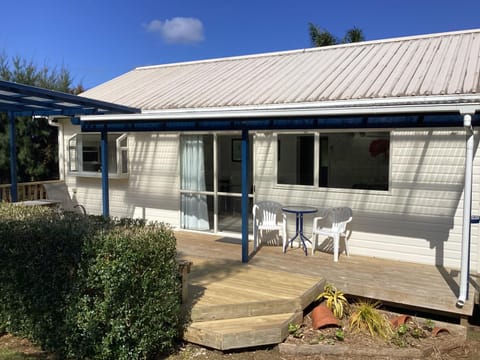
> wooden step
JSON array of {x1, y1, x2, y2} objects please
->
[
  {"x1": 185, "y1": 265, "x2": 325, "y2": 322},
  {"x1": 181, "y1": 257, "x2": 326, "y2": 350},
  {"x1": 189, "y1": 298, "x2": 301, "y2": 322},
  {"x1": 184, "y1": 311, "x2": 303, "y2": 350}
]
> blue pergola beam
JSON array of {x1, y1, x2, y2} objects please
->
[
  {"x1": 0, "y1": 93, "x2": 86, "y2": 112},
  {"x1": 80, "y1": 113, "x2": 471, "y2": 133},
  {"x1": 0, "y1": 80, "x2": 140, "y2": 116}
]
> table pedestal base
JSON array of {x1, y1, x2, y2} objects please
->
[{"x1": 283, "y1": 211, "x2": 311, "y2": 255}]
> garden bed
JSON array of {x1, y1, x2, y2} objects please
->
[{"x1": 279, "y1": 307, "x2": 467, "y2": 358}]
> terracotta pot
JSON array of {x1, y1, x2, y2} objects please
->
[
  {"x1": 390, "y1": 314, "x2": 411, "y2": 328},
  {"x1": 311, "y1": 304, "x2": 340, "y2": 330},
  {"x1": 432, "y1": 327, "x2": 450, "y2": 337}
]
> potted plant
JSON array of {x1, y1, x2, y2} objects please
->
[{"x1": 311, "y1": 283, "x2": 348, "y2": 329}]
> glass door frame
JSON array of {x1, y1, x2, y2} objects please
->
[{"x1": 179, "y1": 131, "x2": 255, "y2": 235}]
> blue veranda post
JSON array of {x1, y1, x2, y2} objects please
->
[
  {"x1": 241, "y1": 129, "x2": 249, "y2": 263},
  {"x1": 101, "y1": 128, "x2": 110, "y2": 217},
  {"x1": 8, "y1": 113, "x2": 18, "y2": 202}
]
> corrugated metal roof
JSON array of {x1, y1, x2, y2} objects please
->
[{"x1": 82, "y1": 29, "x2": 480, "y2": 111}]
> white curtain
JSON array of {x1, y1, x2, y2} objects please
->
[{"x1": 180, "y1": 136, "x2": 210, "y2": 230}]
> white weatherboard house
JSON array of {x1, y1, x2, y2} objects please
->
[{"x1": 58, "y1": 29, "x2": 480, "y2": 303}]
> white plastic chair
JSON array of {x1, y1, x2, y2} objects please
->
[
  {"x1": 252, "y1": 201, "x2": 287, "y2": 251},
  {"x1": 43, "y1": 182, "x2": 86, "y2": 215},
  {"x1": 311, "y1": 207, "x2": 352, "y2": 262}
]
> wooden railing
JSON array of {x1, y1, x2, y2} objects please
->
[{"x1": 0, "y1": 180, "x2": 62, "y2": 202}]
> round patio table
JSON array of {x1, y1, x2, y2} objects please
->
[{"x1": 282, "y1": 205, "x2": 318, "y2": 255}]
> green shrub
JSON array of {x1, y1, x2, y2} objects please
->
[
  {"x1": 0, "y1": 204, "x2": 94, "y2": 350},
  {"x1": 0, "y1": 204, "x2": 181, "y2": 359},
  {"x1": 64, "y1": 221, "x2": 180, "y2": 360}
]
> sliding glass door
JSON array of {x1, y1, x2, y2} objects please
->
[
  {"x1": 180, "y1": 133, "x2": 253, "y2": 234},
  {"x1": 217, "y1": 135, "x2": 253, "y2": 233}
]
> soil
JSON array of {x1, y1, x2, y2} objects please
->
[
  {"x1": 1, "y1": 310, "x2": 480, "y2": 360},
  {"x1": 165, "y1": 312, "x2": 480, "y2": 360},
  {"x1": 278, "y1": 307, "x2": 470, "y2": 359},
  {"x1": 297, "y1": 309, "x2": 447, "y2": 341},
  {"x1": 0, "y1": 333, "x2": 52, "y2": 359},
  {"x1": 165, "y1": 296, "x2": 480, "y2": 360}
]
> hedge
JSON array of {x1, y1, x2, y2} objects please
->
[
  {"x1": 0, "y1": 204, "x2": 181, "y2": 359},
  {"x1": 0, "y1": 204, "x2": 93, "y2": 350}
]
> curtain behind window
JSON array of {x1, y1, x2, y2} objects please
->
[{"x1": 180, "y1": 136, "x2": 210, "y2": 230}]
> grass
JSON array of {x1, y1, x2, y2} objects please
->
[
  {"x1": 0, "y1": 349, "x2": 50, "y2": 360},
  {"x1": 0, "y1": 349, "x2": 33, "y2": 359},
  {"x1": 0, "y1": 335, "x2": 51, "y2": 360}
]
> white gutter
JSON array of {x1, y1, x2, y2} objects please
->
[
  {"x1": 457, "y1": 113, "x2": 474, "y2": 307},
  {"x1": 80, "y1": 95, "x2": 480, "y2": 122}
]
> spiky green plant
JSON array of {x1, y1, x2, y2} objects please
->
[
  {"x1": 315, "y1": 283, "x2": 349, "y2": 319},
  {"x1": 349, "y1": 300, "x2": 393, "y2": 340}
]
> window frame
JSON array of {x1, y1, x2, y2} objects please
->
[{"x1": 67, "y1": 133, "x2": 129, "y2": 178}]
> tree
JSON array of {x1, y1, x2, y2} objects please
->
[
  {"x1": 309, "y1": 23, "x2": 365, "y2": 47},
  {"x1": 309, "y1": 23, "x2": 338, "y2": 47},
  {"x1": 343, "y1": 27, "x2": 365, "y2": 43},
  {"x1": 0, "y1": 53, "x2": 84, "y2": 183}
]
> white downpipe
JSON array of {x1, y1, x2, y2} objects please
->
[
  {"x1": 457, "y1": 113, "x2": 474, "y2": 307},
  {"x1": 46, "y1": 116, "x2": 65, "y2": 181}
]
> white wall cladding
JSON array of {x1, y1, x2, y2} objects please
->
[
  {"x1": 62, "y1": 122, "x2": 180, "y2": 227},
  {"x1": 254, "y1": 129, "x2": 480, "y2": 271}
]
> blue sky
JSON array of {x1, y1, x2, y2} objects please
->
[{"x1": 1, "y1": 0, "x2": 479, "y2": 89}]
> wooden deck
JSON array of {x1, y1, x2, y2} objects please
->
[{"x1": 176, "y1": 231, "x2": 478, "y2": 350}]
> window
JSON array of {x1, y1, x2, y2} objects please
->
[
  {"x1": 276, "y1": 131, "x2": 389, "y2": 191},
  {"x1": 277, "y1": 134, "x2": 314, "y2": 185},
  {"x1": 68, "y1": 133, "x2": 129, "y2": 177},
  {"x1": 320, "y1": 132, "x2": 389, "y2": 190}
]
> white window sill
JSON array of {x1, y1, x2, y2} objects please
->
[{"x1": 68, "y1": 171, "x2": 129, "y2": 179}]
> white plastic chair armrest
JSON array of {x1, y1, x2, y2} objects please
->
[{"x1": 312, "y1": 216, "x2": 324, "y2": 231}]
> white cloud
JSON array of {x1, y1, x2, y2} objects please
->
[{"x1": 144, "y1": 17, "x2": 204, "y2": 44}]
